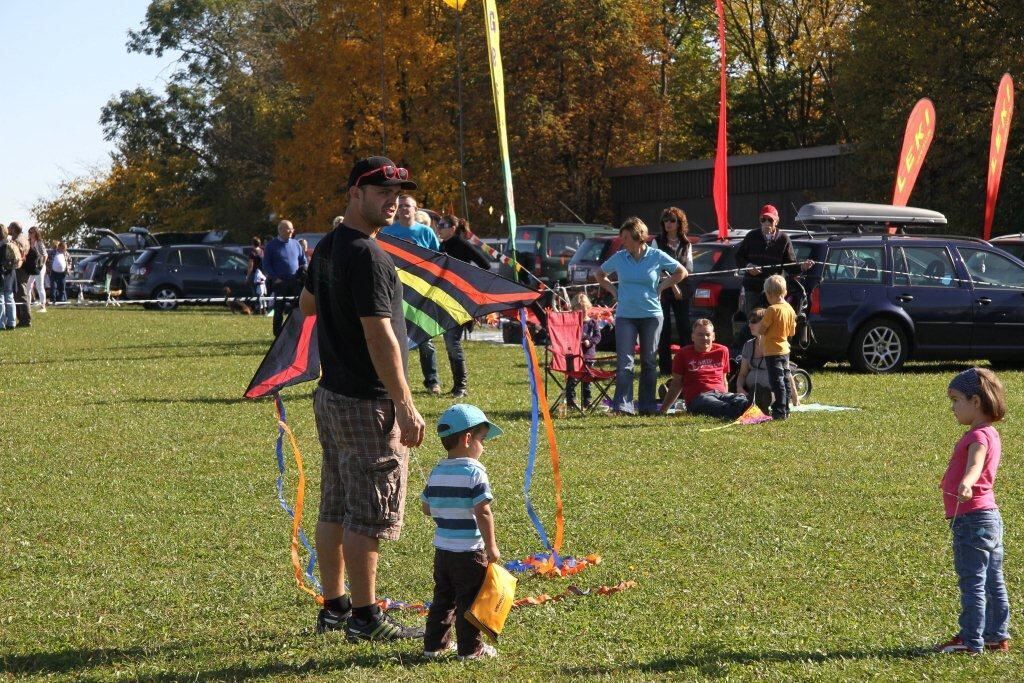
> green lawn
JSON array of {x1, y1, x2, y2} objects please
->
[{"x1": 2, "y1": 308, "x2": 1023, "y2": 681}]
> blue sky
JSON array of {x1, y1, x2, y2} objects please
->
[{"x1": 0, "y1": 1, "x2": 177, "y2": 227}]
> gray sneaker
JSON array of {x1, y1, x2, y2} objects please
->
[{"x1": 315, "y1": 607, "x2": 351, "y2": 634}]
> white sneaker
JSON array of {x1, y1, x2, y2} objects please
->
[
  {"x1": 423, "y1": 641, "x2": 457, "y2": 659},
  {"x1": 458, "y1": 643, "x2": 497, "y2": 661}
]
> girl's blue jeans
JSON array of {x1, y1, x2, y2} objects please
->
[{"x1": 951, "y1": 508, "x2": 1010, "y2": 651}]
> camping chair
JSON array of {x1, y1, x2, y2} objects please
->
[
  {"x1": 544, "y1": 310, "x2": 615, "y2": 415},
  {"x1": 102, "y1": 270, "x2": 122, "y2": 307}
]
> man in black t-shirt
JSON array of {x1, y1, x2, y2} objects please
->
[{"x1": 299, "y1": 156, "x2": 426, "y2": 642}]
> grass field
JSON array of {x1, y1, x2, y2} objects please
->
[{"x1": 2, "y1": 307, "x2": 1023, "y2": 681}]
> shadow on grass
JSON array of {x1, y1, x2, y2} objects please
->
[
  {"x1": 560, "y1": 644, "x2": 933, "y2": 676},
  {"x1": 2, "y1": 643, "x2": 185, "y2": 676},
  {"x1": 129, "y1": 650, "x2": 436, "y2": 682}
]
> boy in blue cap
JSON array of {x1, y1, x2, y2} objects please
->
[{"x1": 421, "y1": 404, "x2": 503, "y2": 660}]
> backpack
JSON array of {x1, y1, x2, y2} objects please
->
[
  {"x1": 0, "y1": 241, "x2": 19, "y2": 275},
  {"x1": 23, "y1": 244, "x2": 43, "y2": 274}
]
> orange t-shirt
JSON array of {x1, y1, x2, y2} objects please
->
[{"x1": 760, "y1": 301, "x2": 796, "y2": 356}]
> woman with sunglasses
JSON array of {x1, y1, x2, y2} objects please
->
[{"x1": 654, "y1": 207, "x2": 694, "y2": 375}]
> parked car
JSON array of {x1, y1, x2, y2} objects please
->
[
  {"x1": 127, "y1": 245, "x2": 252, "y2": 310},
  {"x1": 989, "y1": 233, "x2": 1024, "y2": 262},
  {"x1": 293, "y1": 232, "x2": 327, "y2": 253},
  {"x1": 70, "y1": 250, "x2": 144, "y2": 299},
  {"x1": 95, "y1": 227, "x2": 159, "y2": 251},
  {"x1": 501, "y1": 223, "x2": 616, "y2": 285},
  {"x1": 789, "y1": 202, "x2": 1024, "y2": 372}
]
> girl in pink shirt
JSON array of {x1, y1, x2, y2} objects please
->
[{"x1": 935, "y1": 367, "x2": 1009, "y2": 655}]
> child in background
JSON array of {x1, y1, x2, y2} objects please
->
[
  {"x1": 759, "y1": 275, "x2": 797, "y2": 420},
  {"x1": 935, "y1": 368, "x2": 1010, "y2": 654},
  {"x1": 566, "y1": 293, "x2": 601, "y2": 411},
  {"x1": 421, "y1": 404, "x2": 503, "y2": 661}
]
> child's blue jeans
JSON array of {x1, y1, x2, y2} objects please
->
[
  {"x1": 764, "y1": 354, "x2": 790, "y2": 419},
  {"x1": 951, "y1": 508, "x2": 1010, "y2": 651}
]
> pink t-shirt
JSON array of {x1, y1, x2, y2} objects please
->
[{"x1": 940, "y1": 424, "x2": 1001, "y2": 518}]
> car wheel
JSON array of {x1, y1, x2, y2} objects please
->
[
  {"x1": 152, "y1": 286, "x2": 181, "y2": 311},
  {"x1": 850, "y1": 318, "x2": 908, "y2": 373}
]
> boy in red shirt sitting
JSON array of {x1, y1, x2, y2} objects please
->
[{"x1": 659, "y1": 318, "x2": 750, "y2": 419}]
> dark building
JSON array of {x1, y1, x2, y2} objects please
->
[{"x1": 606, "y1": 145, "x2": 853, "y2": 234}]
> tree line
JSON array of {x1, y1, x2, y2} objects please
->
[{"x1": 33, "y1": 0, "x2": 1024, "y2": 241}]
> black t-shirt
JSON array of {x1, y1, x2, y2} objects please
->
[{"x1": 305, "y1": 225, "x2": 408, "y2": 399}]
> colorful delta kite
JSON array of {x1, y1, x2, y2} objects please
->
[{"x1": 244, "y1": 234, "x2": 543, "y2": 604}]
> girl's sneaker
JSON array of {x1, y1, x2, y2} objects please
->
[
  {"x1": 934, "y1": 635, "x2": 980, "y2": 654},
  {"x1": 985, "y1": 638, "x2": 1010, "y2": 652},
  {"x1": 424, "y1": 641, "x2": 457, "y2": 659},
  {"x1": 458, "y1": 643, "x2": 497, "y2": 661}
]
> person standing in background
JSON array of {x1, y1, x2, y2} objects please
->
[
  {"x1": 383, "y1": 195, "x2": 443, "y2": 395},
  {"x1": 262, "y1": 220, "x2": 307, "y2": 336}
]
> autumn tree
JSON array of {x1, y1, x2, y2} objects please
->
[{"x1": 834, "y1": 0, "x2": 1024, "y2": 233}]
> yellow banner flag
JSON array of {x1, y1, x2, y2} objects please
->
[{"x1": 483, "y1": 0, "x2": 519, "y2": 246}]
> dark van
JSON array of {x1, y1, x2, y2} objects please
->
[{"x1": 501, "y1": 223, "x2": 616, "y2": 285}]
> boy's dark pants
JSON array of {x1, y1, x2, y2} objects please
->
[
  {"x1": 425, "y1": 548, "x2": 488, "y2": 656},
  {"x1": 765, "y1": 354, "x2": 790, "y2": 419}
]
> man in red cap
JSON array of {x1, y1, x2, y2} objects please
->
[
  {"x1": 734, "y1": 204, "x2": 812, "y2": 338},
  {"x1": 299, "y1": 156, "x2": 427, "y2": 642}
]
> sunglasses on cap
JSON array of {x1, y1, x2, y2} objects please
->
[{"x1": 353, "y1": 165, "x2": 410, "y2": 187}]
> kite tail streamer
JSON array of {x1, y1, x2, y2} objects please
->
[
  {"x1": 520, "y1": 313, "x2": 565, "y2": 554},
  {"x1": 518, "y1": 309, "x2": 554, "y2": 553},
  {"x1": 273, "y1": 393, "x2": 323, "y2": 605}
]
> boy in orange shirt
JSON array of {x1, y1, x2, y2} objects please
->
[{"x1": 760, "y1": 275, "x2": 797, "y2": 420}]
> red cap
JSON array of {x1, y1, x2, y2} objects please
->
[{"x1": 759, "y1": 204, "x2": 780, "y2": 222}]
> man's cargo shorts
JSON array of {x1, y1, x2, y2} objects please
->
[{"x1": 313, "y1": 386, "x2": 409, "y2": 540}]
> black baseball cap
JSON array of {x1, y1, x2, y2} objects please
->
[{"x1": 347, "y1": 156, "x2": 417, "y2": 190}]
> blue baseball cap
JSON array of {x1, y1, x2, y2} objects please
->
[{"x1": 437, "y1": 404, "x2": 503, "y2": 441}]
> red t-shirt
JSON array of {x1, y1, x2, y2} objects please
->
[{"x1": 672, "y1": 343, "x2": 729, "y2": 403}]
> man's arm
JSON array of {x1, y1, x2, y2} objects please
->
[
  {"x1": 360, "y1": 316, "x2": 425, "y2": 447},
  {"x1": 660, "y1": 374, "x2": 685, "y2": 414},
  {"x1": 473, "y1": 500, "x2": 500, "y2": 564},
  {"x1": 262, "y1": 242, "x2": 278, "y2": 280}
]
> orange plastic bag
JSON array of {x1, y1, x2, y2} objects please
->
[{"x1": 464, "y1": 563, "x2": 518, "y2": 642}]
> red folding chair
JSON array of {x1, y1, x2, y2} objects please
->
[{"x1": 545, "y1": 310, "x2": 615, "y2": 415}]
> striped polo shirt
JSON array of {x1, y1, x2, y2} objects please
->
[{"x1": 420, "y1": 458, "x2": 494, "y2": 552}]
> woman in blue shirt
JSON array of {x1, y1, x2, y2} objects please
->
[{"x1": 596, "y1": 217, "x2": 687, "y2": 414}]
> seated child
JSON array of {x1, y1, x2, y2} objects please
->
[
  {"x1": 760, "y1": 275, "x2": 797, "y2": 420},
  {"x1": 737, "y1": 307, "x2": 801, "y2": 415},
  {"x1": 566, "y1": 293, "x2": 601, "y2": 410},
  {"x1": 421, "y1": 404, "x2": 503, "y2": 661}
]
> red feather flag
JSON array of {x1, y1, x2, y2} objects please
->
[
  {"x1": 892, "y1": 99, "x2": 936, "y2": 207},
  {"x1": 713, "y1": 0, "x2": 729, "y2": 240},
  {"x1": 984, "y1": 74, "x2": 1014, "y2": 240}
]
